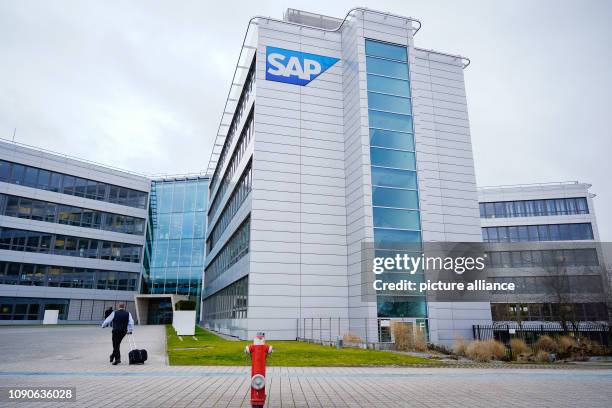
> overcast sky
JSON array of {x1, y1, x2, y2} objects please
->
[{"x1": 1, "y1": 0, "x2": 611, "y2": 239}]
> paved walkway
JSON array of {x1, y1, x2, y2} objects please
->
[{"x1": 0, "y1": 326, "x2": 611, "y2": 407}]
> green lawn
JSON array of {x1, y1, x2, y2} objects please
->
[{"x1": 166, "y1": 325, "x2": 437, "y2": 366}]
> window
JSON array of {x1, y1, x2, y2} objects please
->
[
  {"x1": 372, "y1": 187, "x2": 419, "y2": 209},
  {"x1": 37, "y1": 169, "x2": 51, "y2": 190},
  {"x1": 374, "y1": 228, "x2": 421, "y2": 248},
  {"x1": 482, "y1": 223, "x2": 594, "y2": 242},
  {"x1": 370, "y1": 148, "x2": 415, "y2": 170},
  {"x1": 365, "y1": 40, "x2": 408, "y2": 61},
  {"x1": 367, "y1": 74, "x2": 410, "y2": 97},
  {"x1": 49, "y1": 173, "x2": 61, "y2": 192},
  {"x1": 9, "y1": 164, "x2": 25, "y2": 184},
  {"x1": 0, "y1": 227, "x2": 141, "y2": 263},
  {"x1": 371, "y1": 167, "x2": 416, "y2": 189},
  {"x1": 480, "y1": 197, "x2": 590, "y2": 218},
  {"x1": 0, "y1": 161, "x2": 9, "y2": 181},
  {"x1": 0, "y1": 194, "x2": 145, "y2": 235},
  {"x1": 23, "y1": 167, "x2": 38, "y2": 187},
  {"x1": 0, "y1": 160, "x2": 147, "y2": 208},
  {"x1": 369, "y1": 128, "x2": 414, "y2": 151},
  {"x1": 373, "y1": 207, "x2": 420, "y2": 230},
  {"x1": 365, "y1": 56, "x2": 409, "y2": 79},
  {"x1": 368, "y1": 92, "x2": 411, "y2": 114},
  {"x1": 204, "y1": 218, "x2": 250, "y2": 286}
]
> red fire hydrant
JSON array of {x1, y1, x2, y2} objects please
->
[{"x1": 245, "y1": 332, "x2": 272, "y2": 408}]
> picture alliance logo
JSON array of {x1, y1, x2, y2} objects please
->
[{"x1": 266, "y1": 46, "x2": 339, "y2": 86}]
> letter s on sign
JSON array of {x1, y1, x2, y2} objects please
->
[{"x1": 267, "y1": 53, "x2": 286, "y2": 75}]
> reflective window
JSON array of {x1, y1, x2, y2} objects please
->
[
  {"x1": 9, "y1": 164, "x2": 25, "y2": 184},
  {"x1": 372, "y1": 187, "x2": 419, "y2": 209},
  {"x1": 208, "y1": 112, "x2": 254, "y2": 222},
  {"x1": 0, "y1": 161, "x2": 9, "y2": 181},
  {"x1": 367, "y1": 74, "x2": 410, "y2": 97},
  {"x1": 371, "y1": 167, "x2": 417, "y2": 189},
  {"x1": 23, "y1": 167, "x2": 38, "y2": 187},
  {"x1": 373, "y1": 208, "x2": 420, "y2": 230},
  {"x1": 144, "y1": 177, "x2": 209, "y2": 300},
  {"x1": 365, "y1": 41, "x2": 407, "y2": 61},
  {"x1": 370, "y1": 128, "x2": 414, "y2": 151},
  {"x1": 482, "y1": 223, "x2": 594, "y2": 242},
  {"x1": 204, "y1": 218, "x2": 250, "y2": 287},
  {"x1": 367, "y1": 39, "x2": 421, "y2": 319},
  {"x1": 374, "y1": 228, "x2": 421, "y2": 248},
  {"x1": 0, "y1": 194, "x2": 145, "y2": 235},
  {"x1": 479, "y1": 197, "x2": 589, "y2": 218},
  {"x1": 369, "y1": 110, "x2": 412, "y2": 133},
  {"x1": 0, "y1": 159, "x2": 147, "y2": 208},
  {"x1": 209, "y1": 56, "x2": 256, "y2": 196},
  {"x1": 0, "y1": 227, "x2": 141, "y2": 263},
  {"x1": 370, "y1": 148, "x2": 416, "y2": 170},
  {"x1": 368, "y1": 92, "x2": 411, "y2": 115},
  {"x1": 365, "y1": 57, "x2": 409, "y2": 79},
  {"x1": 203, "y1": 275, "x2": 248, "y2": 320},
  {"x1": 207, "y1": 163, "x2": 252, "y2": 252}
]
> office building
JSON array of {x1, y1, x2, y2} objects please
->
[
  {"x1": 479, "y1": 181, "x2": 610, "y2": 325},
  {"x1": 202, "y1": 7, "x2": 492, "y2": 346},
  {"x1": 0, "y1": 140, "x2": 149, "y2": 322}
]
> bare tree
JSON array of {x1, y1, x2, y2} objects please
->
[{"x1": 543, "y1": 256, "x2": 609, "y2": 333}]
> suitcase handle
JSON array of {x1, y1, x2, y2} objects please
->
[{"x1": 127, "y1": 332, "x2": 138, "y2": 351}]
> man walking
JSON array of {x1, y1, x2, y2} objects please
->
[{"x1": 101, "y1": 303, "x2": 134, "y2": 365}]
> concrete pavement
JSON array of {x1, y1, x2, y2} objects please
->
[{"x1": 0, "y1": 326, "x2": 610, "y2": 407}]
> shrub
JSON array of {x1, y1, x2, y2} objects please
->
[
  {"x1": 466, "y1": 340, "x2": 507, "y2": 362},
  {"x1": 391, "y1": 322, "x2": 428, "y2": 352},
  {"x1": 487, "y1": 339, "x2": 507, "y2": 360},
  {"x1": 535, "y1": 350, "x2": 551, "y2": 363},
  {"x1": 453, "y1": 337, "x2": 469, "y2": 356},
  {"x1": 342, "y1": 332, "x2": 363, "y2": 344},
  {"x1": 510, "y1": 338, "x2": 530, "y2": 356},
  {"x1": 175, "y1": 300, "x2": 196, "y2": 311},
  {"x1": 579, "y1": 338, "x2": 604, "y2": 356},
  {"x1": 535, "y1": 335, "x2": 557, "y2": 353},
  {"x1": 557, "y1": 336, "x2": 576, "y2": 354}
]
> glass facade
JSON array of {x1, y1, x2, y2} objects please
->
[
  {"x1": 0, "y1": 297, "x2": 69, "y2": 321},
  {"x1": 365, "y1": 39, "x2": 423, "y2": 319},
  {"x1": 207, "y1": 163, "x2": 252, "y2": 252},
  {"x1": 0, "y1": 194, "x2": 145, "y2": 235},
  {"x1": 491, "y1": 302, "x2": 608, "y2": 322},
  {"x1": 0, "y1": 159, "x2": 148, "y2": 209},
  {"x1": 209, "y1": 58, "x2": 255, "y2": 197},
  {"x1": 202, "y1": 275, "x2": 248, "y2": 320},
  {"x1": 0, "y1": 261, "x2": 138, "y2": 290},
  {"x1": 204, "y1": 217, "x2": 250, "y2": 288},
  {"x1": 0, "y1": 227, "x2": 141, "y2": 262},
  {"x1": 486, "y1": 248, "x2": 599, "y2": 268},
  {"x1": 482, "y1": 223, "x2": 594, "y2": 242},
  {"x1": 208, "y1": 111, "x2": 254, "y2": 222},
  {"x1": 142, "y1": 177, "x2": 208, "y2": 303},
  {"x1": 479, "y1": 197, "x2": 589, "y2": 219},
  {"x1": 489, "y1": 275, "x2": 603, "y2": 295}
]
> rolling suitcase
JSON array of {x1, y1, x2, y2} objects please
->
[{"x1": 127, "y1": 333, "x2": 148, "y2": 365}]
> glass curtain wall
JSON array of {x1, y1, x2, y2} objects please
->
[
  {"x1": 365, "y1": 39, "x2": 426, "y2": 319},
  {"x1": 142, "y1": 178, "x2": 208, "y2": 312}
]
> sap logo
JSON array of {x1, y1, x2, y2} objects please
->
[{"x1": 266, "y1": 46, "x2": 339, "y2": 86}]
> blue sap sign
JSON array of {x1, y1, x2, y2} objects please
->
[{"x1": 266, "y1": 46, "x2": 339, "y2": 86}]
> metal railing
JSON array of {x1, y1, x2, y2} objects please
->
[
  {"x1": 474, "y1": 323, "x2": 611, "y2": 347},
  {"x1": 296, "y1": 317, "x2": 428, "y2": 348}
]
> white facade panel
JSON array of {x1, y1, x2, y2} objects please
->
[{"x1": 203, "y1": 8, "x2": 492, "y2": 344}]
